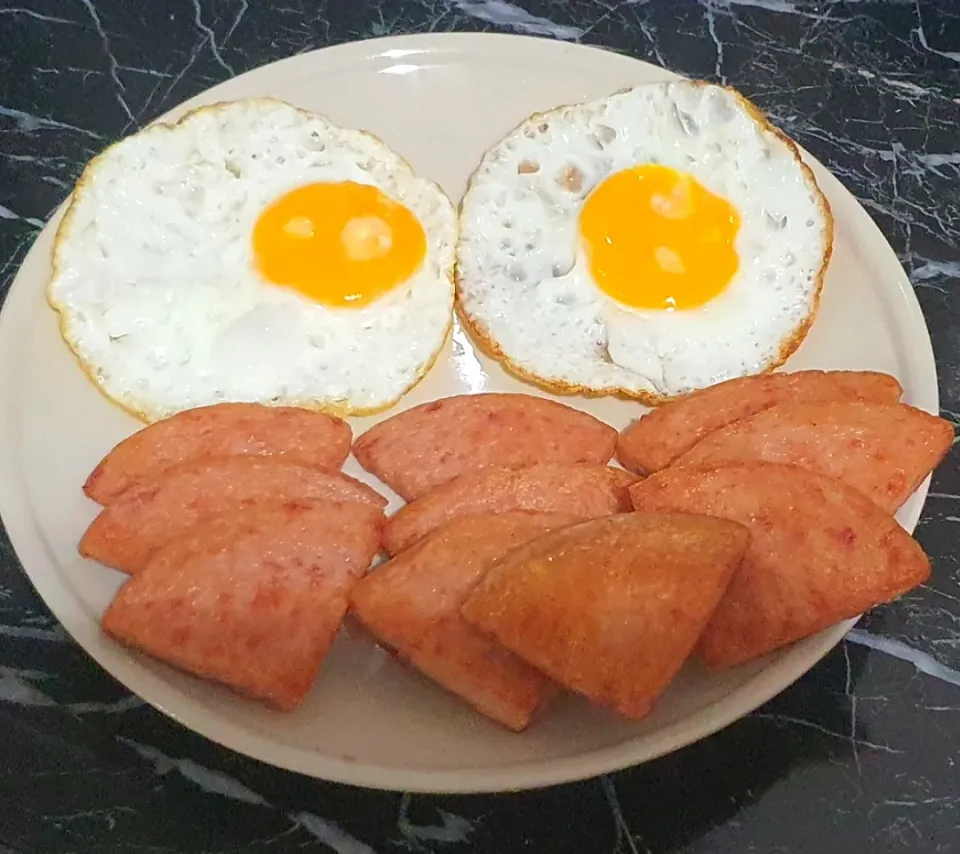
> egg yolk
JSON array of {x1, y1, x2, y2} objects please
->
[
  {"x1": 252, "y1": 182, "x2": 426, "y2": 307},
  {"x1": 579, "y1": 164, "x2": 740, "y2": 310}
]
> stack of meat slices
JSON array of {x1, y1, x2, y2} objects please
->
[
  {"x1": 80, "y1": 372, "x2": 953, "y2": 732},
  {"x1": 350, "y1": 393, "x2": 650, "y2": 731},
  {"x1": 82, "y1": 403, "x2": 385, "y2": 711},
  {"x1": 619, "y1": 369, "x2": 952, "y2": 667},
  {"x1": 349, "y1": 375, "x2": 949, "y2": 729}
]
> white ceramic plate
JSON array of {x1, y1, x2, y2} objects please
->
[{"x1": 0, "y1": 34, "x2": 938, "y2": 793}]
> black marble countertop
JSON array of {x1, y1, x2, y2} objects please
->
[{"x1": 2, "y1": 1, "x2": 959, "y2": 851}]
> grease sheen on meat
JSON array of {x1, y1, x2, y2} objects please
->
[{"x1": 461, "y1": 512, "x2": 749, "y2": 720}]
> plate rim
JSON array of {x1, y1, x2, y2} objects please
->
[{"x1": 0, "y1": 31, "x2": 938, "y2": 793}]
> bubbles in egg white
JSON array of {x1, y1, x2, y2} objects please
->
[
  {"x1": 456, "y1": 81, "x2": 832, "y2": 400},
  {"x1": 48, "y1": 99, "x2": 456, "y2": 420}
]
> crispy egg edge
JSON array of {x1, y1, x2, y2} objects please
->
[
  {"x1": 46, "y1": 97, "x2": 457, "y2": 423},
  {"x1": 453, "y1": 80, "x2": 835, "y2": 405}
]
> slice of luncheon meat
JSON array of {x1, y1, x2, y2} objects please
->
[
  {"x1": 382, "y1": 464, "x2": 637, "y2": 555},
  {"x1": 629, "y1": 462, "x2": 930, "y2": 668},
  {"x1": 101, "y1": 499, "x2": 382, "y2": 711},
  {"x1": 461, "y1": 512, "x2": 749, "y2": 721},
  {"x1": 616, "y1": 370, "x2": 902, "y2": 474},
  {"x1": 351, "y1": 511, "x2": 583, "y2": 731},
  {"x1": 80, "y1": 457, "x2": 386, "y2": 574},
  {"x1": 84, "y1": 402, "x2": 352, "y2": 504},
  {"x1": 353, "y1": 393, "x2": 617, "y2": 500},
  {"x1": 671, "y1": 401, "x2": 952, "y2": 513}
]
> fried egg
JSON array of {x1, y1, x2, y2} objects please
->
[
  {"x1": 48, "y1": 99, "x2": 456, "y2": 421},
  {"x1": 456, "y1": 81, "x2": 833, "y2": 402}
]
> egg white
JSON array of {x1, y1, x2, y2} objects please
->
[
  {"x1": 48, "y1": 98, "x2": 457, "y2": 421},
  {"x1": 456, "y1": 81, "x2": 833, "y2": 401}
]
